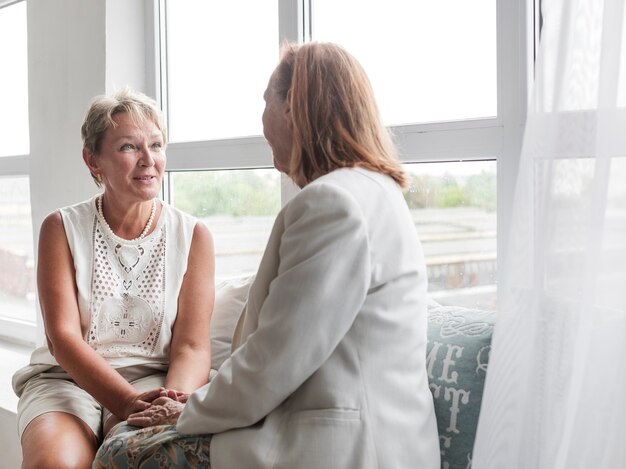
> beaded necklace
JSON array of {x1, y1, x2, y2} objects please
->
[{"x1": 97, "y1": 195, "x2": 157, "y2": 242}]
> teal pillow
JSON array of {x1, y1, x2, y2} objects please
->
[{"x1": 426, "y1": 303, "x2": 494, "y2": 469}]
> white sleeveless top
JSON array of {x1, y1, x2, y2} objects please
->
[{"x1": 31, "y1": 195, "x2": 197, "y2": 368}]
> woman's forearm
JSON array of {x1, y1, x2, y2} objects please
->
[
  {"x1": 164, "y1": 344, "x2": 211, "y2": 393},
  {"x1": 49, "y1": 333, "x2": 142, "y2": 419}
]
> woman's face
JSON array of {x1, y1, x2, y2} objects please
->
[
  {"x1": 86, "y1": 112, "x2": 166, "y2": 202},
  {"x1": 262, "y1": 74, "x2": 293, "y2": 174}
]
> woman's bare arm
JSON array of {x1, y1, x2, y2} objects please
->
[{"x1": 164, "y1": 222, "x2": 215, "y2": 393}]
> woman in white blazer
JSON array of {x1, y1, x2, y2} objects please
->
[{"x1": 102, "y1": 42, "x2": 440, "y2": 469}]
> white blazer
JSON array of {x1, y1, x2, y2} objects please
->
[{"x1": 177, "y1": 167, "x2": 440, "y2": 469}]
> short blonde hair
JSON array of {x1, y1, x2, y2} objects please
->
[
  {"x1": 271, "y1": 42, "x2": 407, "y2": 188},
  {"x1": 81, "y1": 87, "x2": 167, "y2": 186}
]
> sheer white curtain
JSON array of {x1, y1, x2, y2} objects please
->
[{"x1": 473, "y1": 0, "x2": 626, "y2": 467}]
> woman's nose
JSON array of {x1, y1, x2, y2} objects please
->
[{"x1": 139, "y1": 146, "x2": 155, "y2": 166}]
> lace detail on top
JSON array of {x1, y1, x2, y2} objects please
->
[{"x1": 88, "y1": 216, "x2": 167, "y2": 357}]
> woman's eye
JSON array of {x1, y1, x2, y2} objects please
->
[
  {"x1": 151, "y1": 142, "x2": 163, "y2": 150},
  {"x1": 120, "y1": 143, "x2": 135, "y2": 151}
]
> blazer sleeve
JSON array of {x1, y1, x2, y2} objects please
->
[{"x1": 177, "y1": 182, "x2": 371, "y2": 434}]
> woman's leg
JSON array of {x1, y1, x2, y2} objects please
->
[
  {"x1": 95, "y1": 424, "x2": 211, "y2": 469},
  {"x1": 21, "y1": 412, "x2": 99, "y2": 469},
  {"x1": 103, "y1": 414, "x2": 122, "y2": 438}
]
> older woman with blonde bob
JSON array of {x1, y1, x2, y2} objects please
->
[
  {"x1": 97, "y1": 42, "x2": 440, "y2": 469},
  {"x1": 13, "y1": 88, "x2": 215, "y2": 469}
]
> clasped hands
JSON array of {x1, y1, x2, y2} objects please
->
[{"x1": 124, "y1": 387, "x2": 188, "y2": 427}]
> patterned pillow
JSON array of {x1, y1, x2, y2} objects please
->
[{"x1": 426, "y1": 302, "x2": 494, "y2": 469}]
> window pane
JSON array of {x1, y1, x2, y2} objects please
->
[
  {"x1": 170, "y1": 169, "x2": 280, "y2": 279},
  {"x1": 312, "y1": 0, "x2": 497, "y2": 126},
  {"x1": 0, "y1": 2, "x2": 29, "y2": 156},
  {"x1": 0, "y1": 177, "x2": 36, "y2": 323},
  {"x1": 403, "y1": 161, "x2": 497, "y2": 310},
  {"x1": 165, "y1": 1, "x2": 278, "y2": 142}
]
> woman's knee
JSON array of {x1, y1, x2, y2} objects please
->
[{"x1": 21, "y1": 412, "x2": 98, "y2": 469}]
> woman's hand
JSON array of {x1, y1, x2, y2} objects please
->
[
  {"x1": 121, "y1": 388, "x2": 167, "y2": 420},
  {"x1": 127, "y1": 396, "x2": 185, "y2": 427},
  {"x1": 159, "y1": 388, "x2": 190, "y2": 403}
]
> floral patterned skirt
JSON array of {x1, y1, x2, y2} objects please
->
[{"x1": 93, "y1": 423, "x2": 212, "y2": 468}]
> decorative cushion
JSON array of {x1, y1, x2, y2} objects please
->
[
  {"x1": 426, "y1": 301, "x2": 495, "y2": 469},
  {"x1": 210, "y1": 275, "x2": 254, "y2": 371}
]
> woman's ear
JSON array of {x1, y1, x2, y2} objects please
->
[
  {"x1": 284, "y1": 89, "x2": 293, "y2": 129},
  {"x1": 82, "y1": 148, "x2": 100, "y2": 180},
  {"x1": 283, "y1": 103, "x2": 293, "y2": 129}
]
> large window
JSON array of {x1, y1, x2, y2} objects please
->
[
  {"x1": 160, "y1": 0, "x2": 517, "y2": 311},
  {"x1": 2, "y1": 0, "x2": 530, "y2": 345}
]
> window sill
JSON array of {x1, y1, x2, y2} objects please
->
[{"x1": 0, "y1": 340, "x2": 32, "y2": 414}]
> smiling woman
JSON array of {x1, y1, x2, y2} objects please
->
[
  {"x1": 80, "y1": 89, "x2": 168, "y2": 240},
  {"x1": 12, "y1": 88, "x2": 216, "y2": 469},
  {"x1": 82, "y1": 110, "x2": 166, "y2": 239}
]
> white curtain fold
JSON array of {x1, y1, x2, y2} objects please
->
[{"x1": 473, "y1": 0, "x2": 626, "y2": 467}]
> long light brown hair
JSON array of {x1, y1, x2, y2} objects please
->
[{"x1": 271, "y1": 42, "x2": 407, "y2": 187}]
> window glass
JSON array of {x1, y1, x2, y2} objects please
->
[
  {"x1": 170, "y1": 169, "x2": 280, "y2": 279},
  {"x1": 0, "y1": 1, "x2": 29, "y2": 156},
  {"x1": 0, "y1": 176, "x2": 36, "y2": 323},
  {"x1": 165, "y1": 0, "x2": 278, "y2": 142},
  {"x1": 403, "y1": 160, "x2": 497, "y2": 310},
  {"x1": 311, "y1": 0, "x2": 497, "y2": 126}
]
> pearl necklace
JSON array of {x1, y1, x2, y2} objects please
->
[{"x1": 97, "y1": 195, "x2": 157, "y2": 242}]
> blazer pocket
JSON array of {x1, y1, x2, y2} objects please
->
[
  {"x1": 289, "y1": 408, "x2": 361, "y2": 423},
  {"x1": 271, "y1": 408, "x2": 367, "y2": 469}
]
